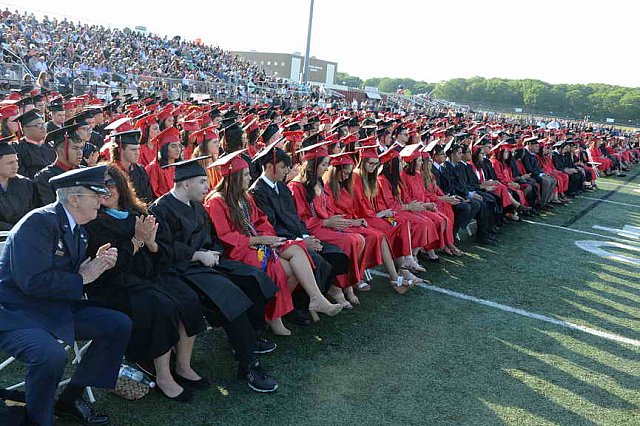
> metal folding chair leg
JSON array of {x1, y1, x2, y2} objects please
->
[{"x1": 1, "y1": 340, "x2": 95, "y2": 403}]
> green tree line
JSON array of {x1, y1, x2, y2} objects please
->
[{"x1": 336, "y1": 72, "x2": 640, "y2": 122}]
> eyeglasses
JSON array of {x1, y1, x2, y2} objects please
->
[
  {"x1": 24, "y1": 122, "x2": 45, "y2": 129},
  {"x1": 366, "y1": 162, "x2": 380, "y2": 167}
]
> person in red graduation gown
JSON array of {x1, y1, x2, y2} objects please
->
[
  {"x1": 324, "y1": 151, "x2": 412, "y2": 295},
  {"x1": 145, "y1": 127, "x2": 182, "y2": 198},
  {"x1": 376, "y1": 146, "x2": 441, "y2": 267},
  {"x1": 419, "y1": 153, "x2": 464, "y2": 256},
  {"x1": 288, "y1": 138, "x2": 367, "y2": 305},
  {"x1": 489, "y1": 143, "x2": 533, "y2": 210},
  {"x1": 399, "y1": 144, "x2": 462, "y2": 257},
  {"x1": 538, "y1": 143, "x2": 570, "y2": 203},
  {"x1": 351, "y1": 146, "x2": 422, "y2": 286},
  {"x1": 136, "y1": 114, "x2": 160, "y2": 167},
  {"x1": 469, "y1": 146, "x2": 531, "y2": 219},
  {"x1": 204, "y1": 150, "x2": 342, "y2": 336}
]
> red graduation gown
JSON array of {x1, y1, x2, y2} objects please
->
[
  {"x1": 288, "y1": 180, "x2": 363, "y2": 288},
  {"x1": 491, "y1": 159, "x2": 529, "y2": 207},
  {"x1": 375, "y1": 174, "x2": 439, "y2": 251},
  {"x1": 329, "y1": 186, "x2": 383, "y2": 269},
  {"x1": 400, "y1": 170, "x2": 452, "y2": 248},
  {"x1": 204, "y1": 194, "x2": 300, "y2": 320},
  {"x1": 350, "y1": 173, "x2": 412, "y2": 257},
  {"x1": 469, "y1": 163, "x2": 513, "y2": 209},
  {"x1": 139, "y1": 143, "x2": 157, "y2": 168},
  {"x1": 539, "y1": 155, "x2": 568, "y2": 193},
  {"x1": 424, "y1": 182, "x2": 456, "y2": 245},
  {"x1": 145, "y1": 160, "x2": 175, "y2": 198}
]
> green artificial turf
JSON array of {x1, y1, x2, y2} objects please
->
[{"x1": 2, "y1": 172, "x2": 640, "y2": 425}]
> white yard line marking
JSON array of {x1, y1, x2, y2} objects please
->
[
  {"x1": 577, "y1": 196, "x2": 640, "y2": 208},
  {"x1": 522, "y1": 220, "x2": 639, "y2": 244},
  {"x1": 367, "y1": 269, "x2": 640, "y2": 347}
]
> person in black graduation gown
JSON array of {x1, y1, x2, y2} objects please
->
[
  {"x1": 249, "y1": 141, "x2": 349, "y2": 325},
  {"x1": 149, "y1": 157, "x2": 279, "y2": 393},
  {"x1": 552, "y1": 141, "x2": 584, "y2": 196},
  {"x1": 107, "y1": 130, "x2": 154, "y2": 203},
  {"x1": 438, "y1": 142, "x2": 497, "y2": 246},
  {"x1": 521, "y1": 137, "x2": 558, "y2": 207},
  {"x1": 12, "y1": 109, "x2": 56, "y2": 178},
  {"x1": 33, "y1": 123, "x2": 85, "y2": 206},
  {"x1": 45, "y1": 99, "x2": 65, "y2": 134},
  {"x1": 86, "y1": 164, "x2": 207, "y2": 402},
  {"x1": 0, "y1": 140, "x2": 39, "y2": 230},
  {"x1": 457, "y1": 144, "x2": 503, "y2": 221}
]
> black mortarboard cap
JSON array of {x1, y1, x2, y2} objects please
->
[
  {"x1": 252, "y1": 137, "x2": 292, "y2": 168},
  {"x1": 111, "y1": 130, "x2": 141, "y2": 146},
  {"x1": 0, "y1": 141, "x2": 16, "y2": 157},
  {"x1": 260, "y1": 123, "x2": 280, "y2": 142},
  {"x1": 64, "y1": 112, "x2": 89, "y2": 127},
  {"x1": 13, "y1": 109, "x2": 43, "y2": 126},
  {"x1": 45, "y1": 123, "x2": 81, "y2": 147},
  {"x1": 302, "y1": 123, "x2": 314, "y2": 132},
  {"x1": 49, "y1": 165, "x2": 110, "y2": 195},
  {"x1": 49, "y1": 100, "x2": 64, "y2": 112},
  {"x1": 163, "y1": 155, "x2": 210, "y2": 182}
]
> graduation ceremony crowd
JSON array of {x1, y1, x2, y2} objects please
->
[{"x1": 0, "y1": 14, "x2": 639, "y2": 426}]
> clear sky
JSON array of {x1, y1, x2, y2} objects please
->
[{"x1": 13, "y1": 0, "x2": 640, "y2": 88}]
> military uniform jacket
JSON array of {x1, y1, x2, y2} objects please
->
[{"x1": 0, "y1": 202, "x2": 86, "y2": 343}]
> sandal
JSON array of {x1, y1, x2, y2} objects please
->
[
  {"x1": 399, "y1": 268, "x2": 423, "y2": 284},
  {"x1": 356, "y1": 281, "x2": 371, "y2": 292},
  {"x1": 390, "y1": 275, "x2": 412, "y2": 295}
]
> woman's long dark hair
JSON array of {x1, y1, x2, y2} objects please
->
[
  {"x1": 403, "y1": 158, "x2": 420, "y2": 176},
  {"x1": 325, "y1": 165, "x2": 352, "y2": 199},
  {"x1": 299, "y1": 158, "x2": 322, "y2": 203},
  {"x1": 211, "y1": 171, "x2": 249, "y2": 233},
  {"x1": 158, "y1": 144, "x2": 172, "y2": 166},
  {"x1": 105, "y1": 163, "x2": 147, "y2": 214},
  {"x1": 382, "y1": 158, "x2": 400, "y2": 197},
  {"x1": 471, "y1": 149, "x2": 483, "y2": 169}
]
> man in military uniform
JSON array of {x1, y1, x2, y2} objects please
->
[{"x1": 0, "y1": 166, "x2": 132, "y2": 426}]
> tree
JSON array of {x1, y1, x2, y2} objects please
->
[{"x1": 336, "y1": 72, "x2": 363, "y2": 88}]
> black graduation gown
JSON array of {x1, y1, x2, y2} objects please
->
[
  {"x1": 128, "y1": 163, "x2": 154, "y2": 204},
  {"x1": 89, "y1": 131, "x2": 104, "y2": 148},
  {"x1": 482, "y1": 157, "x2": 498, "y2": 181},
  {"x1": 0, "y1": 175, "x2": 39, "y2": 231},
  {"x1": 45, "y1": 121, "x2": 61, "y2": 134},
  {"x1": 250, "y1": 177, "x2": 348, "y2": 292},
  {"x1": 86, "y1": 211, "x2": 205, "y2": 361},
  {"x1": 149, "y1": 192, "x2": 277, "y2": 323},
  {"x1": 457, "y1": 162, "x2": 501, "y2": 214},
  {"x1": 13, "y1": 139, "x2": 57, "y2": 179},
  {"x1": 33, "y1": 163, "x2": 67, "y2": 206}
]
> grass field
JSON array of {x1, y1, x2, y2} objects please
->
[{"x1": 3, "y1": 171, "x2": 640, "y2": 425}]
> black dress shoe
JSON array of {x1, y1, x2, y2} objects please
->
[
  {"x1": 285, "y1": 309, "x2": 312, "y2": 326},
  {"x1": 476, "y1": 237, "x2": 498, "y2": 246},
  {"x1": 254, "y1": 338, "x2": 277, "y2": 355},
  {"x1": 55, "y1": 398, "x2": 110, "y2": 425},
  {"x1": 156, "y1": 385, "x2": 194, "y2": 402},
  {"x1": 175, "y1": 374, "x2": 212, "y2": 391}
]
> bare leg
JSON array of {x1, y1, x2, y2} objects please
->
[
  {"x1": 174, "y1": 321, "x2": 200, "y2": 381},
  {"x1": 279, "y1": 244, "x2": 342, "y2": 321},
  {"x1": 154, "y1": 350, "x2": 184, "y2": 398}
]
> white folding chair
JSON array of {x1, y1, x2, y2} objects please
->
[{"x1": 1, "y1": 340, "x2": 95, "y2": 403}]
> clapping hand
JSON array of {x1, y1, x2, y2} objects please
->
[
  {"x1": 79, "y1": 243, "x2": 118, "y2": 285},
  {"x1": 135, "y1": 215, "x2": 159, "y2": 245}
]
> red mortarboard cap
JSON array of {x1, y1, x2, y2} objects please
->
[
  {"x1": 0, "y1": 105, "x2": 19, "y2": 119},
  {"x1": 152, "y1": 127, "x2": 181, "y2": 149},
  {"x1": 296, "y1": 140, "x2": 332, "y2": 161},
  {"x1": 157, "y1": 107, "x2": 174, "y2": 122},
  {"x1": 329, "y1": 152, "x2": 355, "y2": 167},
  {"x1": 340, "y1": 132, "x2": 359, "y2": 145},
  {"x1": 191, "y1": 126, "x2": 218, "y2": 144},
  {"x1": 357, "y1": 135, "x2": 377, "y2": 147},
  {"x1": 378, "y1": 147, "x2": 399, "y2": 164},
  {"x1": 355, "y1": 145, "x2": 379, "y2": 160},
  {"x1": 182, "y1": 120, "x2": 200, "y2": 133},
  {"x1": 419, "y1": 145, "x2": 431, "y2": 159},
  {"x1": 105, "y1": 117, "x2": 133, "y2": 132},
  {"x1": 209, "y1": 149, "x2": 249, "y2": 176},
  {"x1": 399, "y1": 143, "x2": 423, "y2": 162},
  {"x1": 134, "y1": 114, "x2": 157, "y2": 131}
]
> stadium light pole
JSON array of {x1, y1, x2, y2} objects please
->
[{"x1": 302, "y1": 0, "x2": 314, "y2": 85}]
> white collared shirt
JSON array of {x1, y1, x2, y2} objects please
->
[
  {"x1": 62, "y1": 204, "x2": 77, "y2": 232},
  {"x1": 261, "y1": 174, "x2": 279, "y2": 194}
]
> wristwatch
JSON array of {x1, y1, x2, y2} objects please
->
[{"x1": 132, "y1": 237, "x2": 145, "y2": 248}]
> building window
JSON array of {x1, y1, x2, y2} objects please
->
[
  {"x1": 267, "y1": 61, "x2": 271, "y2": 66},
  {"x1": 260, "y1": 61, "x2": 264, "y2": 65},
  {"x1": 281, "y1": 62, "x2": 285, "y2": 66}
]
